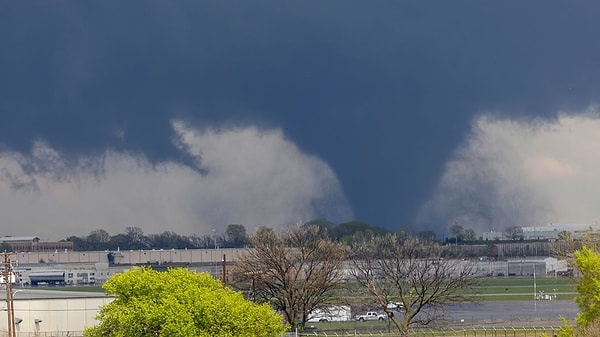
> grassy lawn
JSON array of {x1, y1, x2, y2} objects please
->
[
  {"x1": 470, "y1": 276, "x2": 576, "y2": 301},
  {"x1": 25, "y1": 276, "x2": 578, "y2": 300},
  {"x1": 337, "y1": 277, "x2": 577, "y2": 304}
]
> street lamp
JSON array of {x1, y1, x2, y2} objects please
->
[{"x1": 211, "y1": 229, "x2": 217, "y2": 249}]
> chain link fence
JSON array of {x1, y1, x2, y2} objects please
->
[{"x1": 286, "y1": 326, "x2": 559, "y2": 337}]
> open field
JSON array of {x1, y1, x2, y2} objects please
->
[
  {"x1": 470, "y1": 277, "x2": 576, "y2": 301},
  {"x1": 28, "y1": 275, "x2": 577, "y2": 300},
  {"x1": 336, "y1": 276, "x2": 577, "y2": 304}
]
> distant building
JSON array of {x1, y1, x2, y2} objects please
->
[
  {"x1": 0, "y1": 236, "x2": 74, "y2": 252},
  {"x1": 482, "y1": 223, "x2": 600, "y2": 241},
  {"x1": 482, "y1": 231, "x2": 504, "y2": 241}
]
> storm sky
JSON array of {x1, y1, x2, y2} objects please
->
[{"x1": 2, "y1": 2, "x2": 600, "y2": 240}]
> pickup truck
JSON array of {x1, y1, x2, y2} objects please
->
[{"x1": 355, "y1": 311, "x2": 386, "y2": 321}]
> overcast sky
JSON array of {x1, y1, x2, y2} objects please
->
[{"x1": 2, "y1": 2, "x2": 600, "y2": 240}]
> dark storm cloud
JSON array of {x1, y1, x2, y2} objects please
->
[{"x1": 2, "y1": 2, "x2": 600, "y2": 236}]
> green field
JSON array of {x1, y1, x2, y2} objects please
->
[
  {"x1": 28, "y1": 276, "x2": 578, "y2": 301},
  {"x1": 333, "y1": 276, "x2": 577, "y2": 304},
  {"x1": 470, "y1": 276, "x2": 576, "y2": 301}
]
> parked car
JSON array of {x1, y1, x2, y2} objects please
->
[
  {"x1": 386, "y1": 302, "x2": 404, "y2": 311},
  {"x1": 355, "y1": 311, "x2": 386, "y2": 321}
]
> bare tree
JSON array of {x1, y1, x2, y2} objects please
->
[
  {"x1": 551, "y1": 231, "x2": 600, "y2": 274},
  {"x1": 231, "y1": 224, "x2": 349, "y2": 331},
  {"x1": 449, "y1": 224, "x2": 464, "y2": 241},
  {"x1": 125, "y1": 226, "x2": 148, "y2": 249},
  {"x1": 503, "y1": 225, "x2": 524, "y2": 240},
  {"x1": 349, "y1": 234, "x2": 480, "y2": 334}
]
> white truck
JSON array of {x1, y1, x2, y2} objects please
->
[
  {"x1": 355, "y1": 311, "x2": 386, "y2": 321},
  {"x1": 307, "y1": 305, "x2": 352, "y2": 322}
]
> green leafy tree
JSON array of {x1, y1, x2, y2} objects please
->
[
  {"x1": 225, "y1": 224, "x2": 248, "y2": 247},
  {"x1": 87, "y1": 229, "x2": 111, "y2": 250},
  {"x1": 329, "y1": 221, "x2": 391, "y2": 244},
  {"x1": 108, "y1": 233, "x2": 130, "y2": 250},
  {"x1": 575, "y1": 246, "x2": 600, "y2": 326},
  {"x1": 548, "y1": 246, "x2": 600, "y2": 337},
  {"x1": 66, "y1": 235, "x2": 90, "y2": 251},
  {"x1": 84, "y1": 267, "x2": 287, "y2": 337}
]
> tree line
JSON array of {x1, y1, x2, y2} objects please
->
[
  {"x1": 59, "y1": 221, "x2": 391, "y2": 251},
  {"x1": 63, "y1": 225, "x2": 249, "y2": 251},
  {"x1": 57, "y1": 221, "x2": 536, "y2": 252}
]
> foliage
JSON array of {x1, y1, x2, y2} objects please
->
[
  {"x1": 580, "y1": 317, "x2": 600, "y2": 336},
  {"x1": 349, "y1": 234, "x2": 480, "y2": 334},
  {"x1": 463, "y1": 228, "x2": 476, "y2": 241},
  {"x1": 84, "y1": 267, "x2": 286, "y2": 337},
  {"x1": 575, "y1": 246, "x2": 600, "y2": 326},
  {"x1": 447, "y1": 224, "x2": 476, "y2": 242},
  {"x1": 449, "y1": 224, "x2": 464, "y2": 240},
  {"x1": 552, "y1": 232, "x2": 600, "y2": 270},
  {"x1": 147, "y1": 231, "x2": 191, "y2": 249},
  {"x1": 328, "y1": 221, "x2": 392, "y2": 244},
  {"x1": 66, "y1": 227, "x2": 219, "y2": 251},
  {"x1": 225, "y1": 224, "x2": 248, "y2": 247},
  {"x1": 415, "y1": 230, "x2": 437, "y2": 242},
  {"x1": 503, "y1": 225, "x2": 524, "y2": 240},
  {"x1": 549, "y1": 246, "x2": 600, "y2": 337},
  {"x1": 232, "y1": 224, "x2": 349, "y2": 332}
]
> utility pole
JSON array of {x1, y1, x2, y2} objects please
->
[
  {"x1": 222, "y1": 254, "x2": 226, "y2": 285},
  {"x1": 2, "y1": 252, "x2": 16, "y2": 337}
]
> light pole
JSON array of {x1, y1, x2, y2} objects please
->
[
  {"x1": 211, "y1": 230, "x2": 218, "y2": 279},
  {"x1": 212, "y1": 229, "x2": 217, "y2": 249}
]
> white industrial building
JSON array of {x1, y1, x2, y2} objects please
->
[
  {"x1": 482, "y1": 223, "x2": 600, "y2": 241},
  {"x1": 0, "y1": 289, "x2": 113, "y2": 336}
]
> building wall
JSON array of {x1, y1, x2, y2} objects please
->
[
  {"x1": 12, "y1": 248, "x2": 246, "y2": 265},
  {"x1": 0, "y1": 296, "x2": 114, "y2": 336}
]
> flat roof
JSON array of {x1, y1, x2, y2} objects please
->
[{"x1": 0, "y1": 288, "x2": 108, "y2": 300}]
